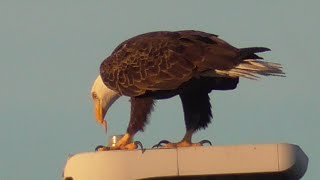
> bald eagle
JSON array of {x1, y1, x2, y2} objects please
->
[{"x1": 91, "y1": 30, "x2": 284, "y2": 150}]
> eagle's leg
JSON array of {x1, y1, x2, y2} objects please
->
[
  {"x1": 105, "y1": 97, "x2": 154, "y2": 151},
  {"x1": 153, "y1": 88, "x2": 213, "y2": 148}
]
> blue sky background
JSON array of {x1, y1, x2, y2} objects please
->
[{"x1": 0, "y1": 1, "x2": 318, "y2": 179}]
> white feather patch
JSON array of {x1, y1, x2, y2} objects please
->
[{"x1": 202, "y1": 59, "x2": 285, "y2": 79}]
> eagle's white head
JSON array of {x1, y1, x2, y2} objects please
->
[{"x1": 91, "y1": 75, "x2": 121, "y2": 133}]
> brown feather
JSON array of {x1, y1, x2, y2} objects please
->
[
  {"x1": 100, "y1": 30, "x2": 244, "y2": 97},
  {"x1": 127, "y1": 97, "x2": 155, "y2": 135}
]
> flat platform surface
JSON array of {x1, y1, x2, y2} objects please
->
[{"x1": 63, "y1": 143, "x2": 308, "y2": 180}]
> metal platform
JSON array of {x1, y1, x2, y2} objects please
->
[{"x1": 63, "y1": 143, "x2": 308, "y2": 180}]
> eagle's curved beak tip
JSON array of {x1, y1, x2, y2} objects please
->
[{"x1": 102, "y1": 120, "x2": 108, "y2": 134}]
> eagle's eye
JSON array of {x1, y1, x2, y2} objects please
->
[{"x1": 92, "y1": 92, "x2": 98, "y2": 99}]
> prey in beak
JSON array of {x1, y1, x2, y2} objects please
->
[{"x1": 91, "y1": 75, "x2": 120, "y2": 134}]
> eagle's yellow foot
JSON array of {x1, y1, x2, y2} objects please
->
[
  {"x1": 95, "y1": 133, "x2": 145, "y2": 152},
  {"x1": 152, "y1": 139, "x2": 212, "y2": 149},
  {"x1": 95, "y1": 141, "x2": 145, "y2": 152}
]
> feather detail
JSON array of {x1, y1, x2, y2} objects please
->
[{"x1": 212, "y1": 59, "x2": 285, "y2": 80}]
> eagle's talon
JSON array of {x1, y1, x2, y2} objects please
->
[
  {"x1": 152, "y1": 140, "x2": 171, "y2": 148},
  {"x1": 199, "y1": 139, "x2": 212, "y2": 146},
  {"x1": 134, "y1": 141, "x2": 146, "y2": 153}
]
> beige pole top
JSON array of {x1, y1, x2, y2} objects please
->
[{"x1": 63, "y1": 143, "x2": 308, "y2": 180}]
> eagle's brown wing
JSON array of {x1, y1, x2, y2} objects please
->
[{"x1": 100, "y1": 31, "x2": 241, "y2": 96}]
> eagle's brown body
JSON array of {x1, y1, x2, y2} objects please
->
[
  {"x1": 93, "y1": 30, "x2": 284, "y2": 149},
  {"x1": 100, "y1": 30, "x2": 265, "y2": 96}
]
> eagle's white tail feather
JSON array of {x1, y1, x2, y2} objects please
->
[
  {"x1": 225, "y1": 69, "x2": 259, "y2": 80},
  {"x1": 215, "y1": 59, "x2": 285, "y2": 80}
]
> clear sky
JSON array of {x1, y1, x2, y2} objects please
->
[{"x1": 0, "y1": 1, "x2": 318, "y2": 179}]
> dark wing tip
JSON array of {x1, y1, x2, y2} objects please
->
[
  {"x1": 239, "y1": 47, "x2": 271, "y2": 60},
  {"x1": 240, "y1": 47, "x2": 271, "y2": 53}
]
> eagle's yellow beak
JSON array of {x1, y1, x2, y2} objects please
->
[
  {"x1": 94, "y1": 100, "x2": 108, "y2": 133},
  {"x1": 91, "y1": 75, "x2": 121, "y2": 134}
]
